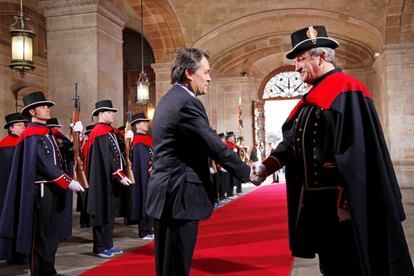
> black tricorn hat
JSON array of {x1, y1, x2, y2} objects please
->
[
  {"x1": 218, "y1": 132, "x2": 225, "y2": 138},
  {"x1": 131, "y1": 112, "x2": 150, "y2": 125},
  {"x1": 286, "y1": 25, "x2": 339, "y2": 59},
  {"x1": 21, "y1": 91, "x2": 55, "y2": 116},
  {"x1": 46, "y1": 118, "x2": 62, "y2": 128},
  {"x1": 92, "y1": 100, "x2": 118, "y2": 116},
  {"x1": 4, "y1": 112, "x2": 28, "y2": 129},
  {"x1": 225, "y1": 131, "x2": 234, "y2": 139},
  {"x1": 84, "y1": 124, "x2": 94, "y2": 135}
]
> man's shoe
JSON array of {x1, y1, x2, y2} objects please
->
[
  {"x1": 97, "y1": 249, "x2": 114, "y2": 258},
  {"x1": 107, "y1": 247, "x2": 123, "y2": 255},
  {"x1": 142, "y1": 234, "x2": 154, "y2": 240}
]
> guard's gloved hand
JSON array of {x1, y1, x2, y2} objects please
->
[
  {"x1": 120, "y1": 176, "x2": 132, "y2": 186},
  {"x1": 125, "y1": 130, "x2": 134, "y2": 140},
  {"x1": 68, "y1": 180, "x2": 85, "y2": 192},
  {"x1": 72, "y1": 121, "x2": 84, "y2": 133}
]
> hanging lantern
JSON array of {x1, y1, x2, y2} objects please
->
[
  {"x1": 9, "y1": 0, "x2": 36, "y2": 77},
  {"x1": 136, "y1": 71, "x2": 149, "y2": 104},
  {"x1": 136, "y1": 0, "x2": 149, "y2": 105}
]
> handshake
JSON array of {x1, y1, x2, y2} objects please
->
[{"x1": 249, "y1": 162, "x2": 268, "y2": 186}]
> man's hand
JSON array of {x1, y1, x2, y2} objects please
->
[
  {"x1": 252, "y1": 162, "x2": 268, "y2": 177},
  {"x1": 72, "y1": 121, "x2": 83, "y2": 133},
  {"x1": 249, "y1": 165, "x2": 266, "y2": 186},
  {"x1": 68, "y1": 180, "x2": 85, "y2": 192},
  {"x1": 125, "y1": 130, "x2": 134, "y2": 140},
  {"x1": 120, "y1": 176, "x2": 132, "y2": 186},
  {"x1": 338, "y1": 208, "x2": 351, "y2": 222},
  {"x1": 250, "y1": 175, "x2": 266, "y2": 186}
]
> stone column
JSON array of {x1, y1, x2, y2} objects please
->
[
  {"x1": 382, "y1": 43, "x2": 414, "y2": 187},
  {"x1": 151, "y1": 62, "x2": 171, "y2": 104},
  {"x1": 208, "y1": 76, "x2": 254, "y2": 147},
  {"x1": 41, "y1": 0, "x2": 126, "y2": 131}
]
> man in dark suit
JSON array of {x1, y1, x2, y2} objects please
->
[{"x1": 146, "y1": 48, "x2": 252, "y2": 276}]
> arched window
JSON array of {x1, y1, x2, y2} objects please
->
[{"x1": 263, "y1": 72, "x2": 307, "y2": 99}]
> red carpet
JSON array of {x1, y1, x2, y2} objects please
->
[{"x1": 81, "y1": 184, "x2": 293, "y2": 276}]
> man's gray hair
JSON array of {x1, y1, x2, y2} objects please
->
[
  {"x1": 309, "y1": 47, "x2": 335, "y2": 63},
  {"x1": 170, "y1": 48, "x2": 209, "y2": 84}
]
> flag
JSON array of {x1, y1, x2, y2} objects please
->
[{"x1": 237, "y1": 97, "x2": 243, "y2": 135}]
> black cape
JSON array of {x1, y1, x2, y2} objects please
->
[
  {"x1": 125, "y1": 134, "x2": 152, "y2": 223},
  {"x1": 278, "y1": 70, "x2": 413, "y2": 276},
  {"x1": 85, "y1": 123, "x2": 127, "y2": 226},
  {"x1": 0, "y1": 126, "x2": 49, "y2": 256},
  {"x1": 0, "y1": 135, "x2": 18, "y2": 260},
  {"x1": 52, "y1": 129, "x2": 74, "y2": 239}
]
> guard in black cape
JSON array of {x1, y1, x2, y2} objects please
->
[
  {"x1": 125, "y1": 112, "x2": 155, "y2": 240},
  {"x1": 0, "y1": 112, "x2": 27, "y2": 264},
  {"x1": 47, "y1": 117, "x2": 76, "y2": 240},
  {"x1": 77, "y1": 124, "x2": 94, "y2": 227},
  {"x1": 0, "y1": 91, "x2": 84, "y2": 276},
  {"x1": 83, "y1": 100, "x2": 132, "y2": 258},
  {"x1": 253, "y1": 25, "x2": 414, "y2": 276},
  {"x1": 216, "y1": 132, "x2": 227, "y2": 202},
  {"x1": 225, "y1": 131, "x2": 242, "y2": 198}
]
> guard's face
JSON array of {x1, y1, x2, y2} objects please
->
[
  {"x1": 187, "y1": 56, "x2": 211, "y2": 96},
  {"x1": 30, "y1": 105, "x2": 51, "y2": 121},
  {"x1": 10, "y1": 122, "x2": 26, "y2": 136},
  {"x1": 294, "y1": 51, "x2": 321, "y2": 84},
  {"x1": 136, "y1": 121, "x2": 149, "y2": 133},
  {"x1": 99, "y1": 110, "x2": 115, "y2": 124}
]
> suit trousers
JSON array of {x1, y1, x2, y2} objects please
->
[
  {"x1": 153, "y1": 197, "x2": 199, "y2": 276},
  {"x1": 32, "y1": 184, "x2": 65, "y2": 276}
]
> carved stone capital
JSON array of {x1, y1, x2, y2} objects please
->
[{"x1": 41, "y1": 0, "x2": 126, "y2": 27}]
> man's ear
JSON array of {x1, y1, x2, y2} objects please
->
[
  {"x1": 29, "y1": 109, "x2": 35, "y2": 116},
  {"x1": 184, "y1": 69, "x2": 193, "y2": 81},
  {"x1": 319, "y1": 51, "x2": 327, "y2": 64}
]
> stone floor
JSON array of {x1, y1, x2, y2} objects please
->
[{"x1": 1, "y1": 182, "x2": 413, "y2": 276}]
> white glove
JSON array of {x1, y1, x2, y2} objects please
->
[
  {"x1": 120, "y1": 176, "x2": 132, "y2": 186},
  {"x1": 72, "y1": 121, "x2": 83, "y2": 133},
  {"x1": 252, "y1": 162, "x2": 268, "y2": 177},
  {"x1": 125, "y1": 130, "x2": 134, "y2": 140},
  {"x1": 209, "y1": 167, "x2": 215, "y2": 174},
  {"x1": 68, "y1": 180, "x2": 85, "y2": 192}
]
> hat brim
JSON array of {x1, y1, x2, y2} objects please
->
[
  {"x1": 131, "y1": 118, "x2": 150, "y2": 125},
  {"x1": 47, "y1": 124, "x2": 62, "y2": 128},
  {"x1": 286, "y1": 37, "x2": 339, "y2": 59},
  {"x1": 20, "y1": 101, "x2": 55, "y2": 116},
  {"x1": 4, "y1": 119, "x2": 28, "y2": 129},
  {"x1": 92, "y1": 107, "x2": 118, "y2": 117}
]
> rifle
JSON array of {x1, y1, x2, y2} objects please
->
[
  {"x1": 124, "y1": 111, "x2": 135, "y2": 184},
  {"x1": 72, "y1": 82, "x2": 89, "y2": 189}
]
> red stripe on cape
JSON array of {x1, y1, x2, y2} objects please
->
[
  {"x1": 133, "y1": 134, "x2": 153, "y2": 147},
  {"x1": 17, "y1": 125, "x2": 50, "y2": 143},
  {"x1": 0, "y1": 135, "x2": 19, "y2": 148},
  {"x1": 83, "y1": 123, "x2": 114, "y2": 171},
  {"x1": 288, "y1": 71, "x2": 371, "y2": 120},
  {"x1": 226, "y1": 141, "x2": 237, "y2": 149}
]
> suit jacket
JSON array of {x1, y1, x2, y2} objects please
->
[{"x1": 146, "y1": 84, "x2": 250, "y2": 220}]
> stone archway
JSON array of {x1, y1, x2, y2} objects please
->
[
  {"x1": 13, "y1": 86, "x2": 48, "y2": 113},
  {"x1": 125, "y1": 0, "x2": 186, "y2": 63}
]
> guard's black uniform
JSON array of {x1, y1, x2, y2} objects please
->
[
  {"x1": 0, "y1": 123, "x2": 73, "y2": 276},
  {"x1": 84, "y1": 123, "x2": 127, "y2": 254},
  {"x1": 262, "y1": 69, "x2": 414, "y2": 276}
]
